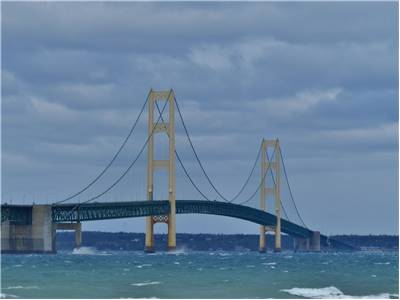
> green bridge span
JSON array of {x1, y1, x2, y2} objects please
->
[{"x1": 1, "y1": 200, "x2": 354, "y2": 250}]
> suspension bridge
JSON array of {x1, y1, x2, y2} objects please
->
[{"x1": 1, "y1": 89, "x2": 354, "y2": 253}]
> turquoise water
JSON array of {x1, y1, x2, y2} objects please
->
[{"x1": 1, "y1": 249, "x2": 398, "y2": 298}]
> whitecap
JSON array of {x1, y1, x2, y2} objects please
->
[
  {"x1": 13, "y1": 265, "x2": 22, "y2": 268},
  {"x1": 136, "y1": 264, "x2": 152, "y2": 268},
  {"x1": 3, "y1": 286, "x2": 39, "y2": 290},
  {"x1": 374, "y1": 262, "x2": 390, "y2": 265},
  {"x1": 173, "y1": 262, "x2": 180, "y2": 265},
  {"x1": 0, "y1": 293, "x2": 18, "y2": 298},
  {"x1": 131, "y1": 281, "x2": 161, "y2": 287},
  {"x1": 281, "y1": 286, "x2": 396, "y2": 299},
  {"x1": 166, "y1": 247, "x2": 187, "y2": 255},
  {"x1": 262, "y1": 262, "x2": 276, "y2": 266},
  {"x1": 71, "y1": 247, "x2": 97, "y2": 255}
]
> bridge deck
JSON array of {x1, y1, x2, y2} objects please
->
[{"x1": 1, "y1": 200, "x2": 354, "y2": 249}]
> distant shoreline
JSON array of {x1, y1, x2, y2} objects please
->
[{"x1": 56, "y1": 231, "x2": 399, "y2": 251}]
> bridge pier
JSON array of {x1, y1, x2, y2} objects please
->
[
  {"x1": 294, "y1": 231, "x2": 320, "y2": 252},
  {"x1": 1, "y1": 205, "x2": 56, "y2": 254},
  {"x1": 56, "y1": 222, "x2": 82, "y2": 248},
  {"x1": 311, "y1": 231, "x2": 320, "y2": 252},
  {"x1": 259, "y1": 226, "x2": 266, "y2": 253}
]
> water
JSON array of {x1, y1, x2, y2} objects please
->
[{"x1": 1, "y1": 249, "x2": 398, "y2": 298}]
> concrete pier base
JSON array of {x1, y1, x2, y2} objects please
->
[
  {"x1": 311, "y1": 231, "x2": 320, "y2": 252},
  {"x1": 56, "y1": 222, "x2": 82, "y2": 248},
  {"x1": 294, "y1": 231, "x2": 321, "y2": 252},
  {"x1": 294, "y1": 237, "x2": 310, "y2": 252},
  {"x1": 1, "y1": 205, "x2": 56, "y2": 253}
]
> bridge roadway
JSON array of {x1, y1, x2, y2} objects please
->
[{"x1": 2, "y1": 200, "x2": 354, "y2": 250}]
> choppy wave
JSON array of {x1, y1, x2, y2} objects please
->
[
  {"x1": 0, "y1": 293, "x2": 18, "y2": 298},
  {"x1": 72, "y1": 247, "x2": 97, "y2": 255},
  {"x1": 136, "y1": 263, "x2": 152, "y2": 269},
  {"x1": 3, "y1": 286, "x2": 39, "y2": 290},
  {"x1": 166, "y1": 247, "x2": 188, "y2": 255},
  {"x1": 71, "y1": 247, "x2": 110, "y2": 255},
  {"x1": 281, "y1": 286, "x2": 397, "y2": 299},
  {"x1": 131, "y1": 281, "x2": 161, "y2": 287},
  {"x1": 262, "y1": 262, "x2": 277, "y2": 266}
]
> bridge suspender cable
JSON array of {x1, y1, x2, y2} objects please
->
[
  {"x1": 153, "y1": 102, "x2": 212, "y2": 201},
  {"x1": 238, "y1": 147, "x2": 276, "y2": 205},
  {"x1": 229, "y1": 142, "x2": 262, "y2": 203},
  {"x1": 278, "y1": 149, "x2": 308, "y2": 229},
  {"x1": 264, "y1": 149, "x2": 290, "y2": 221},
  {"x1": 53, "y1": 90, "x2": 152, "y2": 205},
  {"x1": 64, "y1": 93, "x2": 171, "y2": 216},
  {"x1": 237, "y1": 147, "x2": 290, "y2": 221},
  {"x1": 174, "y1": 96, "x2": 264, "y2": 203}
]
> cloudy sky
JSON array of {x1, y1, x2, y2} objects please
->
[{"x1": 2, "y1": 2, "x2": 398, "y2": 235}]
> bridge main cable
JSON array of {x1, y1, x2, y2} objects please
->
[
  {"x1": 62, "y1": 93, "x2": 171, "y2": 216},
  {"x1": 278, "y1": 148, "x2": 308, "y2": 228},
  {"x1": 153, "y1": 102, "x2": 212, "y2": 201},
  {"x1": 174, "y1": 96, "x2": 264, "y2": 203},
  {"x1": 54, "y1": 90, "x2": 151, "y2": 205}
]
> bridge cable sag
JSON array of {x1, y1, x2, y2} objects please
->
[
  {"x1": 63, "y1": 92, "x2": 171, "y2": 216},
  {"x1": 237, "y1": 146, "x2": 290, "y2": 221},
  {"x1": 237, "y1": 147, "x2": 275, "y2": 206},
  {"x1": 174, "y1": 96, "x2": 265, "y2": 203},
  {"x1": 278, "y1": 149, "x2": 308, "y2": 228},
  {"x1": 53, "y1": 90, "x2": 152, "y2": 205},
  {"x1": 265, "y1": 149, "x2": 290, "y2": 221},
  {"x1": 154, "y1": 102, "x2": 212, "y2": 201}
]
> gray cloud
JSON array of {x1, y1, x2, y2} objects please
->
[{"x1": 2, "y1": 2, "x2": 398, "y2": 234}]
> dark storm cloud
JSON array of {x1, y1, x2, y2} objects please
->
[{"x1": 2, "y1": 2, "x2": 398, "y2": 234}]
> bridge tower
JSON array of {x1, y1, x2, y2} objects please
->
[
  {"x1": 259, "y1": 138, "x2": 281, "y2": 252},
  {"x1": 145, "y1": 89, "x2": 176, "y2": 252}
]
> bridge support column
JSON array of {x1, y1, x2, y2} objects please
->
[
  {"x1": 75, "y1": 222, "x2": 82, "y2": 248},
  {"x1": 259, "y1": 139, "x2": 267, "y2": 253},
  {"x1": 145, "y1": 215, "x2": 155, "y2": 252},
  {"x1": 145, "y1": 89, "x2": 176, "y2": 252},
  {"x1": 259, "y1": 226, "x2": 266, "y2": 253},
  {"x1": 259, "y1": 138, "x2": 281, "y2": 253},
  {"x1": 1, "y1": 205, "x2": 55, "y2": 254},
  {"x1": 56, "y1": 222, "x2": 82, "y2": 249},
  {"x1": 294, "y1": 237, "x2": 310, "y2": 252},
  {"x1": 294, "y1": 232, "x2": 320, "y2": 252},
  {"x1": 310, "y1": 231, "x2": 320, "y2": 252}
]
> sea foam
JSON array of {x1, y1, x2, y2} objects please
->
[
  {"x1": 131, "y1": 281, "x2": 161, "y2": 287},
  {"x1": 0, "y1": 293, "x2": 18, "y2": 298},
  {"x1": 71, "y1": 247, "x2": 97, "y2": 255},
  {"x1": 281, "y1": 286, "x2": 397, "y2": 299},
  {"x1": 71, "y1": 247, "x2": 110, "y2": 255},
  {"x1": 3, "y1": 286, "x2": 39, "y2": 290}
]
